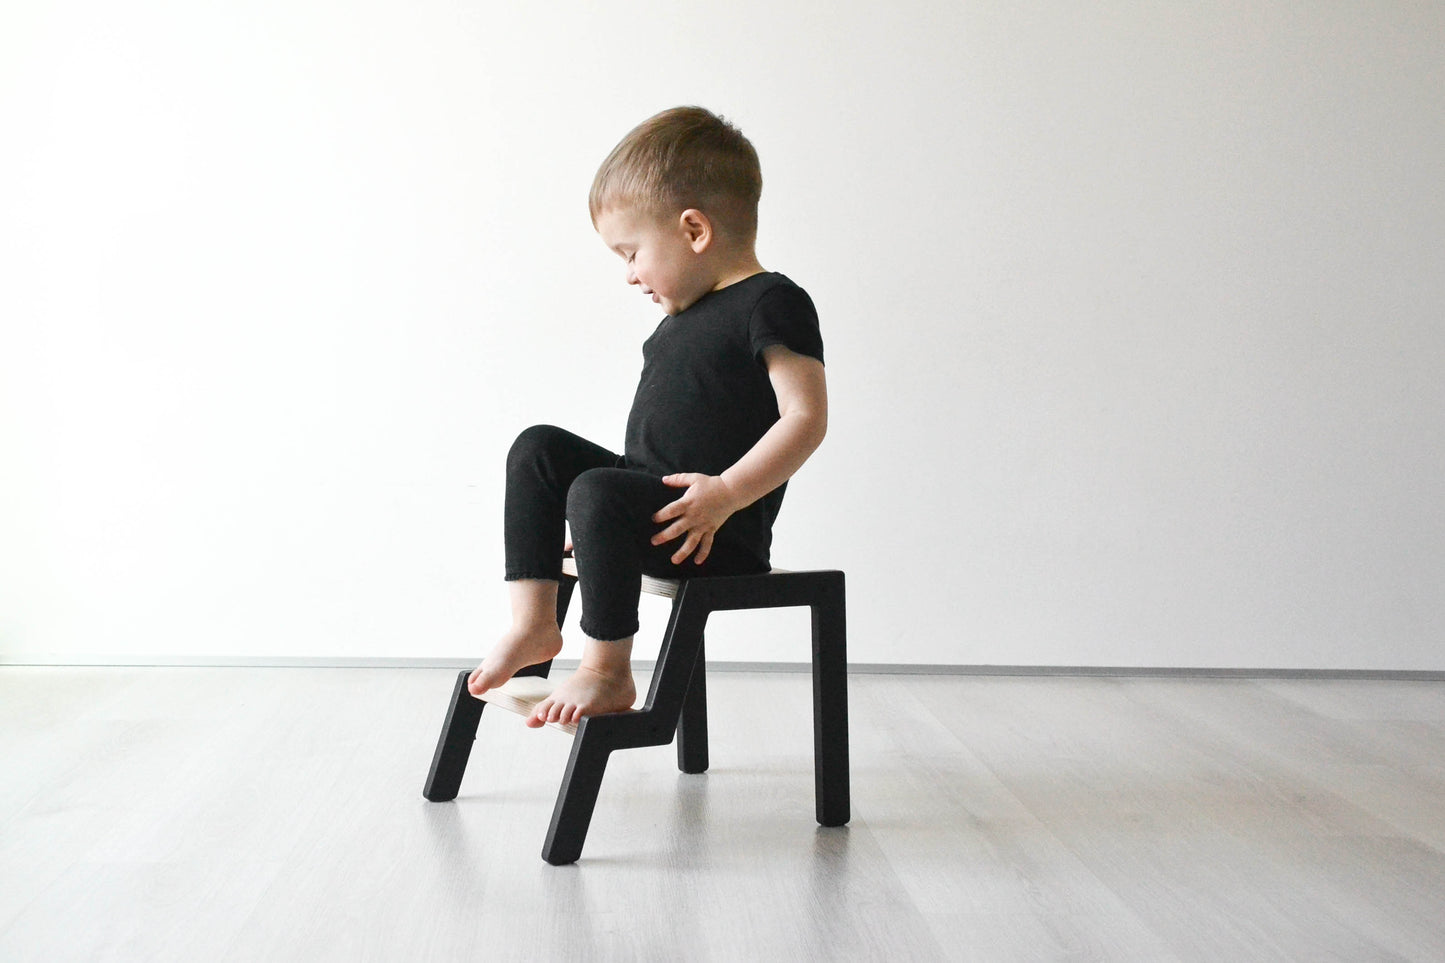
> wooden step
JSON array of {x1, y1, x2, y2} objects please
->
[
  {"x1": 475, "y1": 676, "x2": 579, "y2": 734},
  {"x1": 475, "y1": 675, "x2": 643, "y2": 736}
]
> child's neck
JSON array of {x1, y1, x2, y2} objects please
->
[{"x1": 708, "y1": 251, "x2": 768, "y2": 294}]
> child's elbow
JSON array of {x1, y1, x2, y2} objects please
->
[
  {"x1": 804, "y1": 408, "x2": 827, "y2": 452},
  {"x1": 779, "y1": 391, "x2": 827, "y2": 452}
]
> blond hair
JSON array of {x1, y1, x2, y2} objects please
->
[{"x1": 589, "y1": 106, "x2": 762, "y2": 245}]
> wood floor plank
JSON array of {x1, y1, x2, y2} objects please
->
[
  {"x1": 907, "y1": 676, "x2": 1442, "y2": 960},
  {"x1": 1116, "y1": 678, "x2": 1445, "y2": 960},
  {"x1": 849, "y1": 676, "x2": 1181, "y2": 960},
  {"x1": 3, "y1": 667, "x2": 1444, "y2": 961}
]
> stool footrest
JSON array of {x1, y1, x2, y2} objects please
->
[
  {"x1": 477, "y1": 677, "x2": 579, "y2": 734},
  {"x1": 478, "y1": 676, "x2": 648, "y2": 737}
]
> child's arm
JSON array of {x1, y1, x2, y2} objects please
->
[{"x1": 651, "y1": 344, "x2": 828, "y2": 565}]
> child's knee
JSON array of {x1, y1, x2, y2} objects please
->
[
  {"x1": 507, "y1": 424, "x2": 569, "y2": 472},
  {"x1": 565, "y1": 468, "x2": 636, "y2": 531}
]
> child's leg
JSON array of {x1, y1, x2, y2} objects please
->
[
  {"x1": 503, "y1": 425, "x2": 622, "y2": 583},
  {"x1": 510, "y1": 462, "x2": 772, "y2": 723},
  {"x1": 527, "y1": 467, "x2": 733, "y2": 724},
  {"x1": 524, "y1": 467, "x2": 659, "y2": 722},
  {"x1": 564, "y1": 467, "x2": 773, "y2": 640},
  {"x1": 466, "y1": 578, "x2": 564, "y2": 695},
  {"x1": 468, "y1": 425, "x2": 620, "y2": 697}
]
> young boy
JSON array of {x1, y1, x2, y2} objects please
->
[{"x1": 467, "y1": 106, "x2": 828, "y2": 728}]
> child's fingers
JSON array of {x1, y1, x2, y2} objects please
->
[
  {"x1": 694, "y1": 532, "x2": 713, "y2": 564},
  {"x1": 668, "y1": 531, "x2": 698, "y2": 560},
  {"x1": 651, "y1": 497, "x2": 687, "y2": 524},
  {"x1": 671, "y1": 532, "x2": 702, "y2": 565},
  {"x1": 651, "y1": 518, "x2": 690, "y2": 545}
]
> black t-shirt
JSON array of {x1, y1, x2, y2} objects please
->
[{"x1": 623, "y1": 271, "x2": 824, "y2": 562}]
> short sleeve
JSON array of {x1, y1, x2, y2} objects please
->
[{"x1": 748, "y1": 281, "x2": 824, "y2": 366}]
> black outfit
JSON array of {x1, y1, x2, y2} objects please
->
[{"x1": 504, "y1": 272, "x2": 824, "y2": 641}]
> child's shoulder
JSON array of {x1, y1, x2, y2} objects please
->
[
  {"x1": 713, "y1": 271, "x2": 813, "y2": 316},
  {"x1": 732, "y1": 272, "x2": 824, "y2": 363},
  {"x1": 744, "y1": 270, "x2": 805, "y2": 295}
]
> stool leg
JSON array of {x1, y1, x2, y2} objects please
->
[
  {"x1": 542, "y1": 731, "x2": 614, "y2": 865},
  {"x1": 423, "y1": 669, "x2": 485, "y2": 801},
  {"x1": 811, "y1": 578, "x2": 850, "y2": 826},
  {"x1": 676, "y1": 636, "x2": 709, "y2": 774},
  {"x1": 554, "y1": 574, "x2": 576, "y2": 634}
]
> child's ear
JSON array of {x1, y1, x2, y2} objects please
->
[{"x1": 679, "y1": 209, "x2": 713, "y2": 253}]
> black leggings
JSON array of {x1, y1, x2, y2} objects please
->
[{"x1": 504, "y1": 425, "x2": 769, "y2": 641}]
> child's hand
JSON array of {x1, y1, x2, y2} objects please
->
[{"x1": 651, "y1": 473, "x2": 742, "y2": 565}]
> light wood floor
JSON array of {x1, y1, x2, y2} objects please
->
[{"x1": 2, "y1": 666, "x2": 1443, "y2": 961}]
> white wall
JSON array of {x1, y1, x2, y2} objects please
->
[{"x1": 2, "y1": 1, "x2": 1442, "y2": 669}]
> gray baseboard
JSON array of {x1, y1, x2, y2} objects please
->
[
  {"x1": 842, "y1": 663, "x2": 1445, "y2": 681},
  {"x1": 1, "y1": 654, "x2": 1441, "y2": 680}
]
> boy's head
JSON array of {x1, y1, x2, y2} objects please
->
[{"x1": 589, "y1": 106, "x2": 762, "y2": 249}]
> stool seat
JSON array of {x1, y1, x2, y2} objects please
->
[
  {"x1": 563, "y1": 555, "x2": 685, "y2": 599},
  {"x1": 423, "y1": 559, "x2": 849, "y2": 864}
]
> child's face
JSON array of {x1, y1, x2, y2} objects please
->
[{"x1": 595, "y1": 206, "x2": 713, "y2": 316}]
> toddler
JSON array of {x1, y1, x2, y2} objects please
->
[{"x1": 467, "y1": 106, "x2": 828, "y2": 728}]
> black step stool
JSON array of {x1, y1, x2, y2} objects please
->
[{"x1": 422, "y1": 559, "x2": 850, "y2": 865}]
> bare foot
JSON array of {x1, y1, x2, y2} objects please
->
[
  {"x1": 527, "y1": 666, "x2": 636, "y2": 728},
  {"x1": 467, "y1": 624, "x2": 564, "y2": 697}
]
